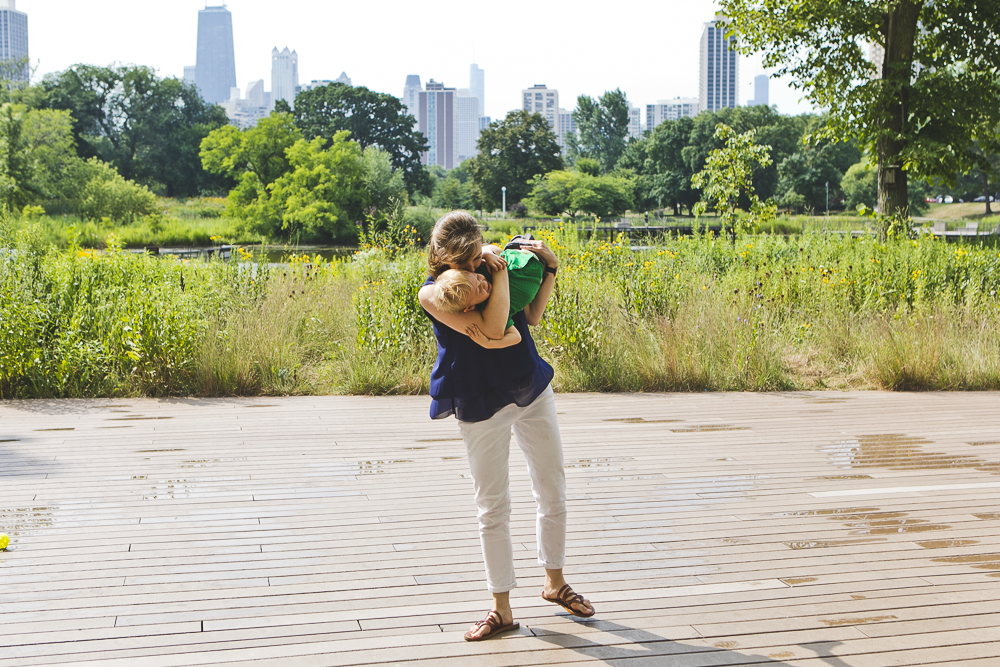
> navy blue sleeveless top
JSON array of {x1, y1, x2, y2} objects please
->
[{"x1": 422, "y1": 275, "x2": 554, "y2": 422}]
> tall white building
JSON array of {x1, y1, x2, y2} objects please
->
[
  {"x1": 628, "y1": 106, "x2": 643, "y2": 139},
  {"x1": 419, "y1": 79, "x2": 457, "y2": 169},
  {"x1": 402, "y1": 74, "x2": 422, "y2": 120},
  {"x1": 747, "y1": 74, "x2": 769, "y2": 106},
  {"x1": 469, "y1": 64, "x2": 485, "y2": 119},
  {"x1": 456, "y1": 89, "x2": 480, "y2": 164},
  {"x1": 646, "y1": 97, "x2": 699, "y2": 131},
  {"x1": 271, "y1": 46, "x2": 298, "y2": 109},
  {"x1": 522, "y1": 84, "x2": 559, "y2": 139},
  {"x1": 699, "y1": 19, "x2": 739, "y2": 112}
]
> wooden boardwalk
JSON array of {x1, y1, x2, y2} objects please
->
[{"x1": 2, "y1": 392, "x2": 999, "y2": 666}]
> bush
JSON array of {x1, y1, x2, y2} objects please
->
[{"x1": 76, "y1": 159, "x2": 158, "y2": 224}]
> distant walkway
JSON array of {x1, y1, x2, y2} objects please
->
[{"x1": 2, "y1": 392, "x2": 999, "y2": 666}]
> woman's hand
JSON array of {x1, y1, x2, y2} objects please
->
[
  {"x1": 523, "y1": 240, "x2": 558, "y2": 269},
  {"x1": 465, "y1": 324, "x2": 491, "y2": 346}
]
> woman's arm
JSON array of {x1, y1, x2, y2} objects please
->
[
  {"x1": 521, "y1": 241, "x2": 559, "y2": 326},
  {"x1": 465, "y1": 324, "x2": 522, "y2": 349},
  {"x1": 418, "y1": 264, "x2": 511, "y2": 339}
]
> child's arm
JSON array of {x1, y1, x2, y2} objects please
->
[{"x1": 465, "y1": 324, "x2": 521, "y2": 349}]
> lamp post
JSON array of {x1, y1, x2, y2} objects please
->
[
  {"x1": 502, "y1": 186, "x2": 507, "y2": 218},
  {"x1": 825, "y1": 181, "x2": 829, "y2": 216}
]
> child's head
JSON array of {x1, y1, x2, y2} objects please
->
[
  {"x1": 432, "y1": 269, "x2": 492, "y2": 313},
  {"x1": 428, "y1": 211, "x2": 482, "y2": 276}
]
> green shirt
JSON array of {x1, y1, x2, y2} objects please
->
[{"x1": 500, "y1": 249, "x2": 544, "y2": 328}]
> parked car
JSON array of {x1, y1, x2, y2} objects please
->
[
  {"x1": 936, "y1": 195, "x2": 954, "y2": 203},
  {"x1": 973, "y1": 195, "x2": 996, "y2": 202}
]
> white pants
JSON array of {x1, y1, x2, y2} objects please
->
[{"x1": 458, "y1": 385, "x2": 567, "y2": 593}]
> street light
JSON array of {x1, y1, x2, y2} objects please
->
[
  {"x1": 502, "y1": 186, "x2": 507, "y2": 218},
  {"x1": 825, "y1": 181, "x2": 829, "y2": 216}
]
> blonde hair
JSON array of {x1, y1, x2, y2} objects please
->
[
  {"x1": 428, "y1": 210, "x2": 482, "y2": 276},
  {"x1": 431, "y1": 269, "x2": 479, "y2": 313}
]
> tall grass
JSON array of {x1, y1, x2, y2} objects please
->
[{"x1": 2, "y1": 214, "x2": 999, "y2": 398}]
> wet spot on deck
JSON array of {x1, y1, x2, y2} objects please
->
[
  {"x1": 780, "y1": 577, "x2": 818, "y2": 585},
  {"x1": 917, "y1": 540, "x2": 979, "y2": 549},
  {"x1": 974, "y1": 513, "x2": 1000, "y2": 520},
  {"x1": 823, "y1": 433, "x2": 1000, "y2": 474},
  {"x1": 819, "y1": 615, "x2": 896, "y2": 626},
  {"x1": 784, "y1": 538, "x2": 882, "y2": 549}
]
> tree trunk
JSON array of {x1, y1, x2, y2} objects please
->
[
  {"x1": 876, "y1": 1, "x2": 922, "y2": 217},
  {"x1": 984, "y1": 170, "x2": 993, "y2": 215}
]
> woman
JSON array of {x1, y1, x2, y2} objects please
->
[{"x1": 417, "y1": 211, "x2": 595, "y2": 642}]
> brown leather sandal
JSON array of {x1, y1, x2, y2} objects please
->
[
  {"x1": 463, "y1": 610, "x2": 519, "y2": 641},
  {"x1": 542, "y1": 584, "x2": 596, "y2": 618}
]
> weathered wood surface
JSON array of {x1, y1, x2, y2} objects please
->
[{"x1": 1, "y1": 391, "x2": 999, "y2": 666}]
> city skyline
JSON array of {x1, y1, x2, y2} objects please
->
[{"x1": 22, "y1": 0, "x2": 814, "y2": 123}]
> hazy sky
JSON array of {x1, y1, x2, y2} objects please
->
[{"x1": 25, "y1": 0, "x2": 816, "y2": 121}]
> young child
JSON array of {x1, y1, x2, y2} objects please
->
[{"x1": 430, "y1": 248, "x2": 545, "y2": 349}]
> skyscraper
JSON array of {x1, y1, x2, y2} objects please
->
[
  {"x1": 456, "y1": 89, "x2": 480, "y2": 164},
  {"x1": 699, "y1": 19, "x2": 739, "y2": 112},
  {"x1": 469, "y1": 64, "x2": 485, "y2": 119},
  {"x1": 747, "y1": 74, "x2": 769, "y2": 106},
  {"x1": 402, "y1": 75, "x2": 422, "y2": 120},
  {"x1": 419, "y1": 80, "x2": 457, "y2": 169},
  {"x1": 194, "y1": 5, "x2": 236, "y2": 105},
  {"x1": 0, "y1": 0, "x2": 29, "y2": 84},
  {"x1": 271, "y1": 47, "x2": 298, "y2": 109}
]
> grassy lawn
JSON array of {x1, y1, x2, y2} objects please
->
[{"x1": 924, "y1": 202, "x2": 999, "y2": 221}]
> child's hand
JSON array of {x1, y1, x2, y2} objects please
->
[
  {"x1": 481, "y1": 251, "x2": 507, "y2": 274},
  {"x1": 465, "y1": 324, "x2": 491, "y2": 346}
]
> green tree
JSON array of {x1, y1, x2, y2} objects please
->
[
  {"x1": 20, "y1": 108, "x2": 80, "y2": 202},
  {"x1": 841, "y1": 159, "x2": 929, "y2": 213},
  {"x1": 683, "y1": 106, "x2": 807, "y2": 206},
  {"x1": 266, "y1": 133, "x2": 368, "y2": 242},
  {"x1": 720, "y1": 1, "x2": 1000, "y2": 217},
  {"x1": 840, "y1": 161, "x2": 878, "y2": 210},
  {"x1": 692, "y1": 124, "x2": 777, "y2": 236},
  {"x1": 291, "y1": 83, "x2": 430, "y2": 195},
  {"x1": 776, "y1": 137, "x2": 861, "y2": 213},
  {"x1": 467, "y1": 111, "x2": 563, "y2": 210},
  {"x1": 569, "y1": 89, "x2": 631, "y2": 173},
  {"x1": 526, "y1": 169, "x2": 634, "y2": 218},
  {"x1": 618, "y1": 116, "x2": 700, "y2": 215},
  {"x1": 75, "y1": 158, "x2": 158, "y2": 224},
  {"x1": 361, "y1": 145, "x2": 408, "y2": 214},
  {"x1": 200, "y1": 112, "x2": 302, "y2": 225},
  {"x1": 0, "y1": 104, "x2": 36, "y2": 210},
  {"x1": 34, "y1": 64, "x2": 230, "y2": 196}
]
